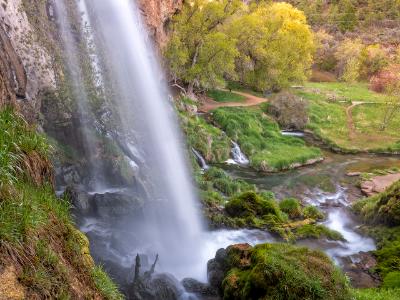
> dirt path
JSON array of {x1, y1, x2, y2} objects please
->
[
  {"x1": 198, "y1": 90, "x2": 268, "y2": 112},
  {"x1": 346, "y1": 101, "x2": 364, "y2": 140},
  {"x1": 346, "y1": 101, "x2": 381, "y2": 140}
]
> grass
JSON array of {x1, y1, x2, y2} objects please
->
[
  {"x1": 352, "y1": 288, "x2": 400, "y2": 300},
  {"x1": 179, "y1": 109, "x2": 231, "y2": 163},
  {"x1": 227, "y1": 81, "x2": 266, "y2": 98},
  {"x1": 91, "y1": 266, "x2": 124, "y2": 300},
  {"x1": 212, "y1": 107, "x2": 322, "y2": 171},
  {"x1": 0, "y1": 107, "x2": 123, "y2": 299},
  {"x1": 207, "y1": 89, "x2": 246, "y2": 102},
  {"x1": 293, "y1": 82, "x2": 400, "y2": 152}
]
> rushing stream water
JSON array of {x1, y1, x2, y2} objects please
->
[{"x1": 223, "y1": 152, "x2": 400, "y2": 266}]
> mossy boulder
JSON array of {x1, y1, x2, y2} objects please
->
[
  {"x1": 208, "y1": 243, "x2": 351, "y2": 300},
  {"x1": 225, "y1": 191, "x2": 281, "y2": 219}
]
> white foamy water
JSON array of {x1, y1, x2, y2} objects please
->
[
  {"x1": 82, "y1": 0, "x2": 204, "y2": 280},
  {"x1": 304, "y1": 187, "x2": 376, "y2": 261},
  {"x1": 229, "y1": 141, "x2": 249, "y2": 165}
]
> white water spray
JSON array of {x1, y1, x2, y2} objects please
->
[{"x1": 84, "y1": 0, "x2": 204, "y2": 279}]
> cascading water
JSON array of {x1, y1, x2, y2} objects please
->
[
  {"x1": 228, "y1": 141, "x2": 249, "y2": 165},
  {"x1": 192, "y1": 148, "x2": 209, "y2": 170},
  {"x1": 54, "y1": 0, "x2": 104, "y2": 189},
  {"x1": 81, "y1": 0, "x2": 204, "y2": 279}
]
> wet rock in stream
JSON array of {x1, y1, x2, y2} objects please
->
[{"x1": 342, "y1": 252, "x2": 380, "y2": 288}]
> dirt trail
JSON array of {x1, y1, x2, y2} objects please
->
[
  {"x1": 346, "y1": 101, "x2": 364, "y2": 140},
  {"x1": 198, "y1": 90, "x2": 268, "y2": 112}
]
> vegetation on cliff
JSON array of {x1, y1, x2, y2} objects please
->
[{"x1": 0, "y1": 107, "x2": 122, "y2": 299}]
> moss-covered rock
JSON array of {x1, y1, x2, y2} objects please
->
[
  {"x1": 208, "y1": 243, "x2": 351, "y2": 300},
  {"x1": 353, "y1": 181, "x2": 400, "y2": 226}
]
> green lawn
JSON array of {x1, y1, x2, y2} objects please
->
[
  {"x1": 207, "y1": 89, "x2": 246, "y2": 102},
  {"x1": 212, "y1": 107, "x2": 322, "y2": 171},
  {"x1": 293, "y1": 82, "x2": 400, "y2": 152},
  {"x1": 305, "y1": 82, "x2": 390, "y2": 103},
  {"x1": 226, "y1": 81, "x2": 266, "y2": 98}
]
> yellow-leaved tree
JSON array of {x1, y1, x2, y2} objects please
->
[{"x1": 228, "y1": 2, "x2": 315, "y2": 91}]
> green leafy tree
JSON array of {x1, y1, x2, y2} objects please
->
[
  {"x1": 229, "y1": 2, "x2": 315, "y2": 91},
  {"x1": 165, "y1": 0, "x2": 242, "y2": 95}
]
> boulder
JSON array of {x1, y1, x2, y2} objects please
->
[{"x1": 181, "y1": 278, "x2": 218, "y2": 297}]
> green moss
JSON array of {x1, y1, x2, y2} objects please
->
[
  {"x1": 279, "y1": 198, "x2": 302, "y2": 219},
  {"x1": 294, "y1": 224, "x2": 344, "y2": 241},
  {"x1": 225, "y1": 191, "x2": 282, "y2": 219},
  {"x1": 221, "y1": 243, "x2": 351, "y2": 300},
  {"x1": 303, "y1": 205, "x2": 325, "y2": 220},
  {"x1": 212, "y1": 107, "x2": 322, "y2": 171}
]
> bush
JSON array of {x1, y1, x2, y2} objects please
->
[{"x1": 267, "y1": 92, "x2": 309, "y2": 130}]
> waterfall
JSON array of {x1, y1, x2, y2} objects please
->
[
  {"x1": 78, "y1": 0, "x2": 204, "y2": 279},
  {"x1": 54, "y1": 0, "x2": 104, "y2": 189},
  {"x1": 192, "y1": 148, "x2": 209, "y2": 170},
  {"x1": 230, "y1": 141, "x2": 249, "y2": 165}
]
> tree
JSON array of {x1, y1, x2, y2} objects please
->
[
  {"x1": 336, "y1": 0, "x2": 358, "y2": 32},
  {"x1": 334, "y1": 38, "x2": 363, "y2": 82},
  {"x1": 229, "y1": 2, "x2": 315, "y2": 91},
  {"x1": 381, "y1": 83, "x2": 400, "y2": 131},
  {"x1": 165, "y1": 0, "x2": 243, "y2": 96}
]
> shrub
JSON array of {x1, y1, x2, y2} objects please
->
[{"x1": 267, "y1": 92, "x2": 309, "y2": 130}]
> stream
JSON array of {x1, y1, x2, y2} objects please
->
[{"x1": 221, "y1": 152, "x2": 400, "y2": 276}]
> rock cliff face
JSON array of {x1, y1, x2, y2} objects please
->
[
  {"x1": 0, "y1": 0, "x2": 179, "y2": 118},
  {"x1": 138, "y1": 0, "x2": 182, "y2": 47},
  {"x1": 0, "y1": 0, "x2": 56, "y2": 119}
]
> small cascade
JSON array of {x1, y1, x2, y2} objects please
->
[
  {"x1": 281, "y1": 130, "x2": 305, "y2": 137},
  {"x1": 192, "y1": 148, "x2": 209, "y2": 170},
  {"x1": 229, "y1": 141, "x2": 249, "y2": 165}
]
